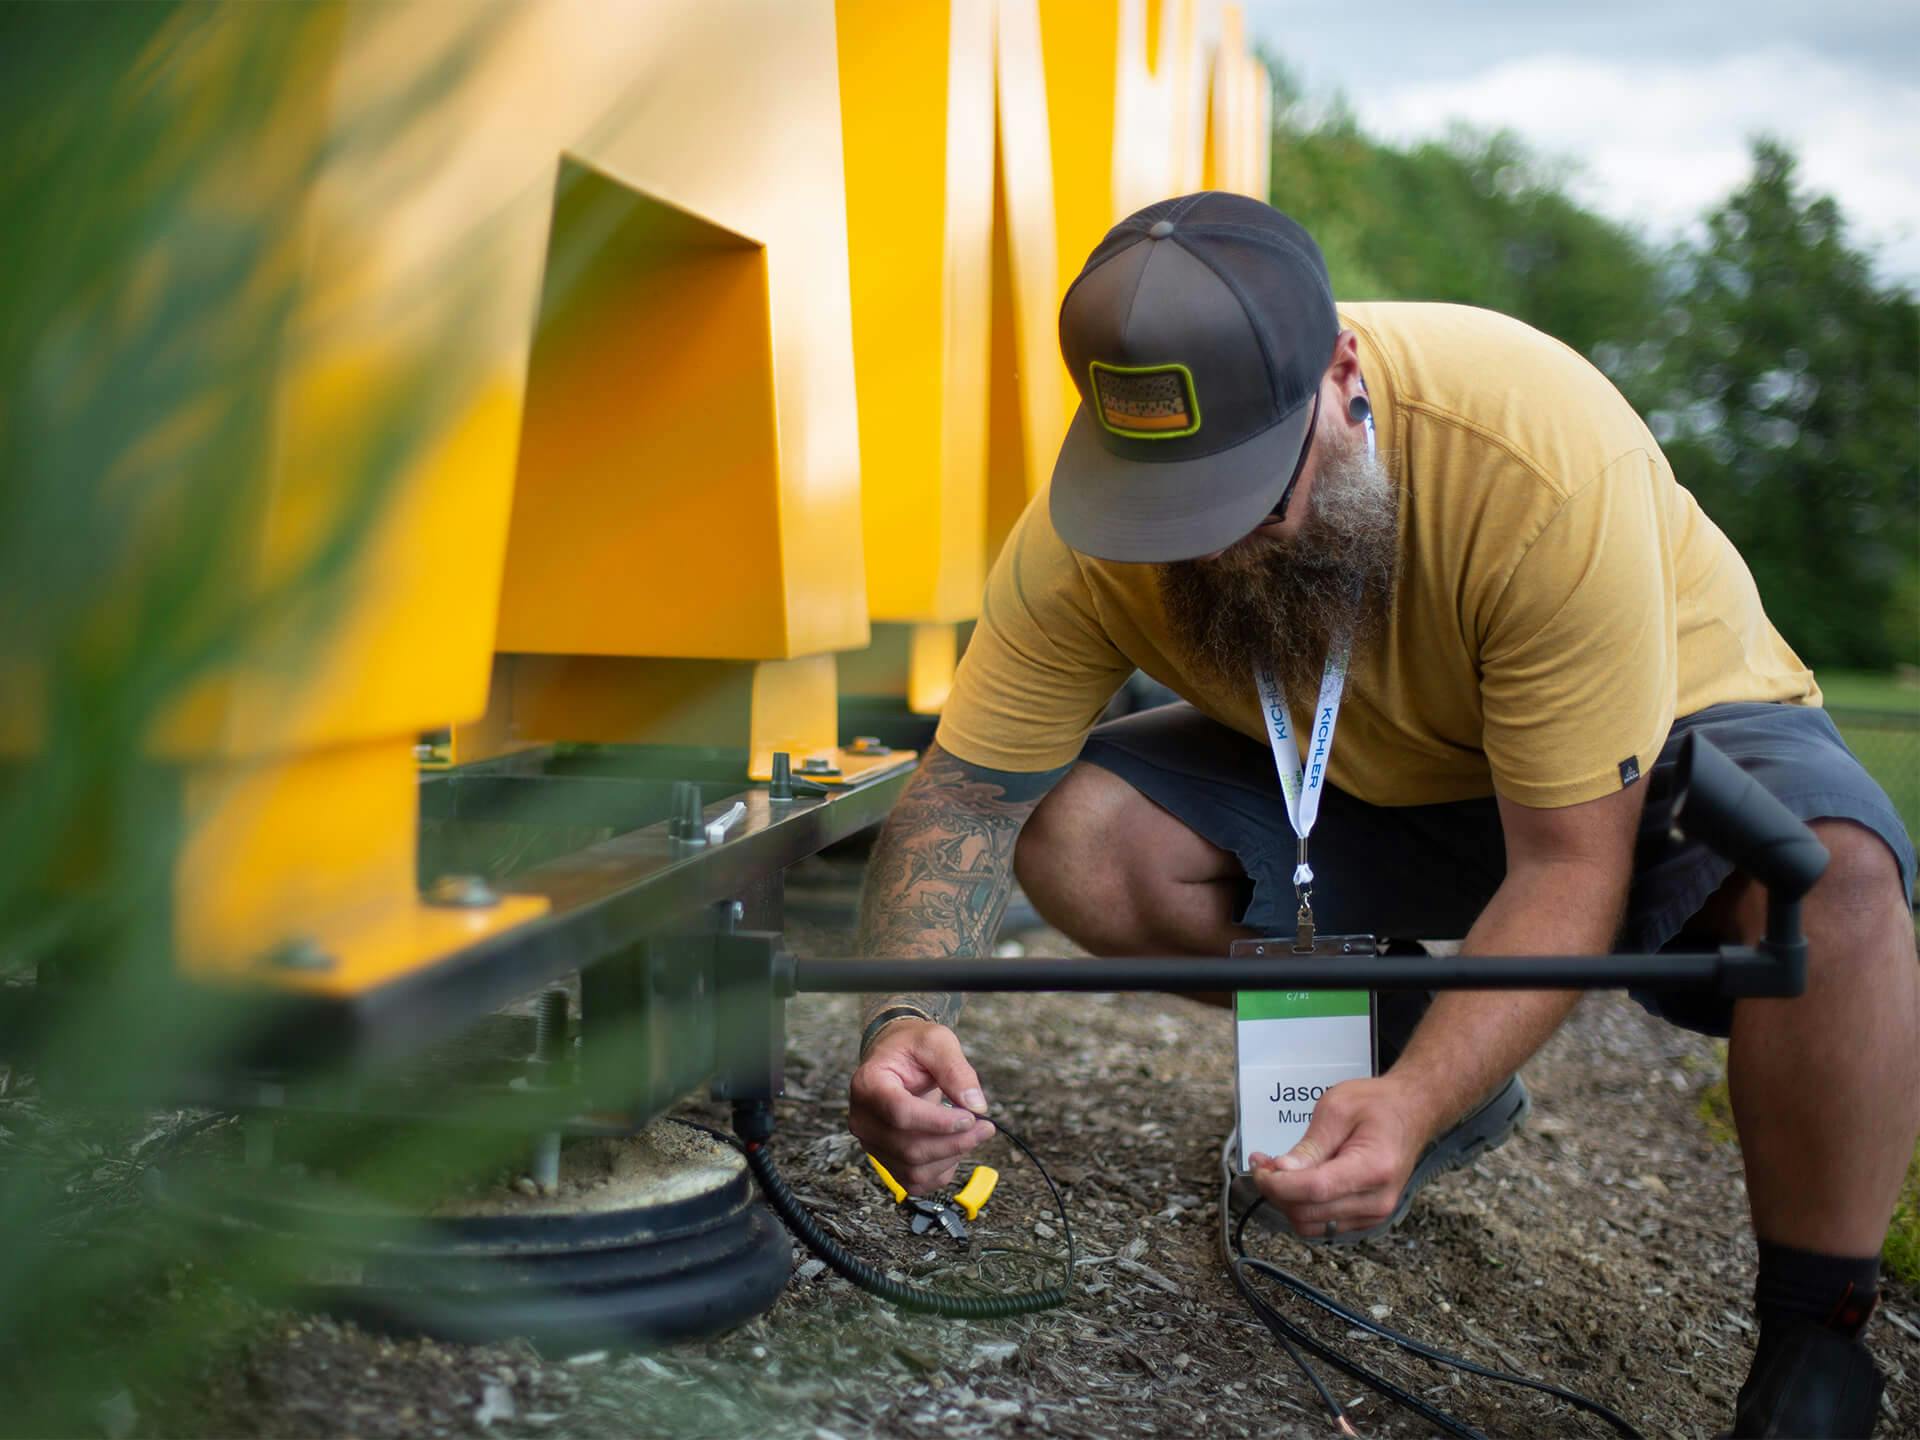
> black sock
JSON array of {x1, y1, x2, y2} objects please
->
[{"x1": 1754, "y1": 1241, "x2": 1879, "y2": 1341}]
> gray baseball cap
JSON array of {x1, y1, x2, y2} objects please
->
[{"x1": 1050, "y1": 192, "x2": 1338, "y2": 563}]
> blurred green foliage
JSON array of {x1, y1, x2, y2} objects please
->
[
  {"x1": 0, "y1": 1, "x2": 339, "y2": 1423},
  {"x1": 1818, "y1": 671, "x2": 1920, "y2": 713},
  {"x1": 1648, "y1": 142, "x2": 1918, "y2": 672},
  {"x1": 1271, "y1": 117, "x2": 1664, "y2": 365},
  {"x1": 0, "y1": 5, "x2": 513, "y2": 1432},
  {"x1": 1265, "y1": 76, "x2": 1918, "y2": 674}
]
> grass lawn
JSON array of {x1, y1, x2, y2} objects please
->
[
  {"x1": 1819, "y1": 668, "x2": 1920, "y2": 713},
  {"x1": 1833, "y1": 722, "x2": 1920, "y2": 841},
  {"x1": 1819, "y1": 670, "x2": 1920, "y2": 843}
]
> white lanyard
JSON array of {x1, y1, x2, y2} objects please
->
[
  {"x1": 1254, "y1": 649, "x2": 1349, "y2": 892},
  {"x1": 1250, "y1": 398, "x2": 1374, "y2": 933}
]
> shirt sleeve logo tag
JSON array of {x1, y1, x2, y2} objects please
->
[
  {"x1": 1089, "y1": 360, "x2": 1202, "y2": 440},
  {"x1": 1619, "y1": 756, "x2": 1642, "y2": 788}
]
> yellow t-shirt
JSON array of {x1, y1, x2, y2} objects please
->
[{"x1": 937, "y1": 302, "x2": 1819, "y2": 809}]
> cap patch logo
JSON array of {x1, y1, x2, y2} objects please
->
[{"x1": 1090, "y1": 360, "x2": 1201, "y2": 440}]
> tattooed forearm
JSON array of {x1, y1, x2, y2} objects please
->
[{"x1": 856, "y1": 742, "x2": 1068, "y2": 1039}]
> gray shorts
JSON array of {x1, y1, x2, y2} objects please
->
[{"x1": 1079, "y1": 700, "x2": 1916, "y2": 1037}]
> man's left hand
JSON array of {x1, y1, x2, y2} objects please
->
[{"x1": 1248, "y1": 1076, "x2": 1439, "y2": 1235}]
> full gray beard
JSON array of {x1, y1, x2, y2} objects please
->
[{"x1": 1158, "y1": 438, "x2": 1399, "y2": 705}]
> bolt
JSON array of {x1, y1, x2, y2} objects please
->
[
  {"x1": 527, "y1": 987, "x2": 570, "y2": 1194},
  {"x1": 533, "y1": 986, "x2": 569, "y2": 1067},
  {"x1": 425, "y1": 873, "x2": 498, "y2": 908},
  {"x1": 676, "y1": 782, "x2": 705, "y2": 844},
  {"x1": 531, "y1": 1131, "x2": 560, "y2": 1194}
]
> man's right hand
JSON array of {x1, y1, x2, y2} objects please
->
[
  {"x1": 848, "y1": 744, "x2": 1063, "y2": 1191},
  {"x1": 848, "y1": 1019, "x2": 995, "y2": 1193}
]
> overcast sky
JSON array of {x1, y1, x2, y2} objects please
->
[{"x1": 1240, "y1": 1, "x2": 1920, "y2": 289}]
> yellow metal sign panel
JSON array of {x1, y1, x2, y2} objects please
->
[
  {"x1": 175, "y1": 737, "x2": 548, "y2": 988},
  {"x1": 1205, "y1": 6, "x2": 1272, "y2": 198},
  {"x1": 493, "y1": 172, "x2": 790, "y2": 659},
  {"x1": 20, "y1": 0, "x2": 1280, "y2": 995},
  {"x1": 154, "y1": 0, "x2": 870, "y2": 762},
  {"x1": 838, "y1": 0, "x2": 996, "y2": 626},
  {"x1": 1038, "y1": 1, "x2": 1270, "y2": 443},
  {"x1": 473, "y1": 653, "x2": 837, "y2": 758},
  {"x1": 908, "y1": 621, "x2": 962, "y2": 716},
  {"x1": 1116, "y1": 1, "x2": 1269, "y2": 219},
  {"x1": 224, "y1": 893, "x2": 551, "y2": 999},
  {"x1": 985, "y1": 0, "x2": 1070, "y2": 564},
  {"x1": 1037, "y1": 0, "x2": 1122, "y2": 429},
  {"x1": 118, "y1": 2, "x2": 875, "y2": 989}
]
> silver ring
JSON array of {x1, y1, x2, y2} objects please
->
[{"x1": 1323, "y1": 1219, "x2": 1338, "y2": 1239}]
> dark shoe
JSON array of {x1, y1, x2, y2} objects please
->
[
  {"x1": 1727, "y1": 1321, "x2": 1883, "y2": 1438},
  {"x1": 1225, "y1": 1073, "x2": 1531, "y2": 1243}
]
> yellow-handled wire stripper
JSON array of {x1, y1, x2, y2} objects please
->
[
  {"x1": 866, "y1": 1154, "x2": 998, "y2": 1243},
  {"x1": 950, "y1": 1164, "x2": 998, "y2": 1220}
]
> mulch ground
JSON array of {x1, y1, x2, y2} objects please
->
[{"x1": 12, "y1": 872, "x2": 1920, "y2": 1440}]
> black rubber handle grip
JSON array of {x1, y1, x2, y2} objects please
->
[{"x1": 1670, "y1": 732, "x2": 1828, "y2": 901}]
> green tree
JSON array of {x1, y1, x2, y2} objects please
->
[
  {"x1": 1263, "y1": 62, "x2": 1662, "y2": 364},
  {"x1": 1646, "y1": 140, "x2": 1918, "y2": 670}
]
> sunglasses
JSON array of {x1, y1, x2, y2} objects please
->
[{"x1": 1256, "y1": 388, "x2": 1322, "y2": 528}]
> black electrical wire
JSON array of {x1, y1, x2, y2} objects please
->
[
  {"x1": 1217, "y1": 1149, "x2": 1446, "y2": 1438},
  {"x1": 1227, "y1": 1247, "x2": 1355, "y2": 1435},
  {"x1": 1235, "y1": 1204, "x2": 1643, "y2": 1433},
  {"x1": 694, "y1": 1107, "x2": 1638, "y2": 1429},
  {"x1": 1221, "y1": 1149, "x2": 1645, "y2": 1439},
  {"x1": 731, "y1": 1103, "x2": 1075, "y2": 1319}
]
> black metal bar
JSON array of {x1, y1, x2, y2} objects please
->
[
  {"x1": 793, "y1": 949, "x2": 1778, "y2": 996},
  {"x1": 1673, "y1": 732, "x2": 1829, "y2": 900},
  {"x1": 216, "y1": 771, "x2": 913, "y2": 1072},
  {"x1": 418, "y1": 773, "x2": 683, "y2": 830}
]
